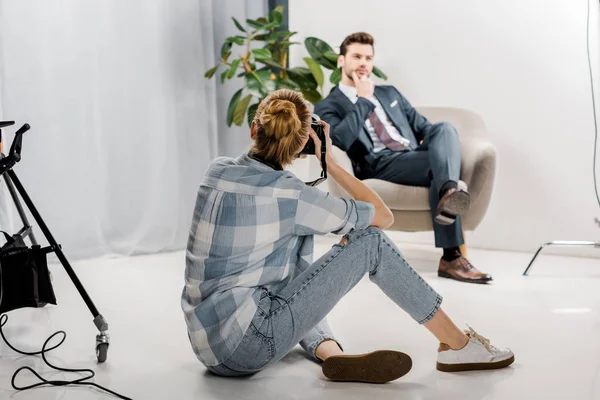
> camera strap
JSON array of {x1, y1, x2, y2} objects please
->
[
  {"x1": 248, "y1": 148, "x2": 327, "y2": 187},
  {"x1": 304, "y1": 140, "x2": 327, "y2": 187}
]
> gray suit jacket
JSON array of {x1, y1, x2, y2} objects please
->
[{"x1": 314, "y1": 86, "x2": 432, "y2": 169}]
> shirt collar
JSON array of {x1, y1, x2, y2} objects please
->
[
  {"x1": 338, "y1": 82, "x2": 358, "y2": 102},
  {"x1": 245, "y1": 151, "x2": 283, "y2": 171}
]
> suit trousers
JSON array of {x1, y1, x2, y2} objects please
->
[{"x1": 360, "y1": 122, "x2": 464, "y2": 248}]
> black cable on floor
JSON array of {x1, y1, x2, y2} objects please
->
[{"x1": 0, "y1": 314, "x2": 132, "y2": 400}]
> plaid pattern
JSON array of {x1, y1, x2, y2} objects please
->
[{"x1": 182, "y1": 154, "x2": 375, "y2": 366}]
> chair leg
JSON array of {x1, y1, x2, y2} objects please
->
[{"x1": 459, "y1": 230, "x2": 468, "y2": 259}]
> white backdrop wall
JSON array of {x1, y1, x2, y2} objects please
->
[
  {"x1": 290, "y1": 0, "x2": 600, "y2": 254},
  {"x1": 0, "y1": 0, "x2": 268, "y2": 260}
]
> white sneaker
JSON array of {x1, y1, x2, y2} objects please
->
[{"x1": 436, "y1": 325, "x2": 515, "y2": 372}]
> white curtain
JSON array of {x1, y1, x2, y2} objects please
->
[{"x1": 0, "y1": 0, "x2": 265, "y2": 260}]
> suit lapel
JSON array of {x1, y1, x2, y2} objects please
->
[
  {"x1": 330, "y1": 86, "x2": 353, "y2": 110},
  {"x1": 330, "y1": 87, "x2": 374, "y2": 147},
  {"x1": 374, "y1": 86, "x2": 417, "y2": 144},
  {"x1": 374, "y1": 86, "x2": 402, "y2": 130}
]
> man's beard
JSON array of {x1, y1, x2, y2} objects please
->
[
  {"x1": 345, "y1": 68, "x2": 354, "y2": 82},
  {"x1": 345, "y1": 68, "x2": 369, "y2": 82}
]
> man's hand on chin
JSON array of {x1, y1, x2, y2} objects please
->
[{"x1": 353, "y1": 71, "x2": 375, "y2": 99}]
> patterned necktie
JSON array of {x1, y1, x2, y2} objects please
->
[{"x1": 368, "y1": 110, "x2": 409, "y2": 151}]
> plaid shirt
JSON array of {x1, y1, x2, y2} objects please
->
[{"x1": 181, "y1": 153, "x2": 375, "y2": 366}]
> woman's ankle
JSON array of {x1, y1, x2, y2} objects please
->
[
  {"x1": 315, "y1": 339, "x2": 344, "y2": 361},
  {"x1": 448, "y1": 334, "x2": 469, "y2": 351}
]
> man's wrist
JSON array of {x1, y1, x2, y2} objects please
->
[{"x1": 356, "y1": 96, "x2": 375, "y2": 107}]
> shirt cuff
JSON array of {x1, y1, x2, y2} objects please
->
[{"x1": 332, "y1": 199, "x2": 375, "y2": 235}]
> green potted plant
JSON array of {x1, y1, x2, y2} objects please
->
[{"x1": 204, "y1": 5, "x2": 387, "y2": 127}]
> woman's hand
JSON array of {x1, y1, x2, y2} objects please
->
[{"x1": 308, "y1": 120, "x2": 335, "y2": 167}]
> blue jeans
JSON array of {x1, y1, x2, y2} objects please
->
[{"x1": 206, "y1": 227, "x2": 443, "y2": 377}]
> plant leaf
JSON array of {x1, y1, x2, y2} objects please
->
[
  {"x1": 226, "y1": 59, "x2": 242, "y2": 79},
  {"x1": 246, "y1": 19, "x2": 265, "y2": 30},
  {"x1": 252, "y1": 48, "x2": 272, "y2": 61},
  {"x1": 222, "y1": 51, "x2": 232, "y2": 63},
  {"x1": 221, "y1": 70, "x2": 229, "y2": 84},
  {"x1": 245, "y1": 70, "x2": 276, "y2": 98},
  {"x1": 261, "y1": 70, "x2": 278, "y2": 92},
  {"x1": 273, "y1": 5, "x2": 284, "y2": 14},
  {"x1": 268, "y1": 8, "x2": 283, "y2": 26},
  {"x1": 372, "y1": 66, "x2": 388, "y2": 80},
  {"x1": 221, "y1": 42, "x2": 233, "y2": 57},
  {"x1": 247, "y1": 103, "x2": 259, "y2": 126},
  {"x1": 329, "y1": 67, "x2": 342, "y2": 85},
  {"x1": 261, "y1": 21, "x2": 280, "y2": 30},
  {"x1": 304, "y1": 57, "x2": 324, "y2": 88},
  {"x1": 257, "y1": 17, "x2": 268, "y2": 24},
  {"x1": 233, "y1": 94, "x2": 252, "y2": 126},
  {"x1": 227, "y1": 88, "x2": 243, "y2": 127},
  {"x1": 204, "y1": 64, "x2": 220, "y2": 79},
  {"x1": 304, "y1": 37, "x2": 337, "y2": 70},
  {"x1": 253, "y1": 34, "x2": 269, "y2": 41},
  {"x1": 232, "y1": 17, "x2": 246, "y2": 33},
  {"x1": 302, "y1": 89, "x2": 322, "y2": 105},
  {"x1": 287, "y1": 67, "x2": 318, "y2": 90},
  {"x1": 277, "y1": 77, "x2": 301, "y2": 90},
  {"x1": 323, "y1": 51, "x2": 339, "y2": 63},
  {"x1": 258, "y1": 59, "x2": 284, "y2": 69},
  {"x1": 225, "y1": 36, "x2": 246, "y2": 45},
  {"x1": 267, "y1": 30, "x2": 291, "y2": 41},
  {"x1": 278, "y1": 41, "x2": 300, "y2": 46}
]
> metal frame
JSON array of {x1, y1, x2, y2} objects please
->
[
  {"x1": 0, "y1": 121, "x2": 110, "y2": 362},
  {"x1": 522, "y1": 240, "x2": 600, "y2": 276}
]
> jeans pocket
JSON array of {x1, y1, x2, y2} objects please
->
[{"x1": 223, "y1": 313, "x2": 275, "y2": 373}]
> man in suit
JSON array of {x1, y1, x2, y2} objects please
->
[{"x1": 314, "y1": 32, "x2": 492, "y2": 284}]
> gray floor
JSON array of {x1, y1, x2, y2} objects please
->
[{"x1": 0, "y1": 233, "x2": 598, "y2": 400}]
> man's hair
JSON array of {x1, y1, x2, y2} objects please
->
[
  {"x1": 250, "y1": 89, "x2": 312, "y2": 166},
  {"x1": 339, "y1": 32, "x2": 375, "y2": 56}
]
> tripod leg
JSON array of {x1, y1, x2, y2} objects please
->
[
  {"x1": 5, "y1": 170, "x2": 108, "y2": 334},
  {"x1": 523, "y1": 244, "x2": 546, "y2": 276},
  {"x1": 523, "y1": 241, "x2": 600, "y2": 276},
  {"x1": 3, "y1": 174, "x2": 38, "y2": 245}
]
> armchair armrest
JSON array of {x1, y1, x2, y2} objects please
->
[
  {"x1": 326, "y1": 146, "x2": 354, "y2": 198},
  {"x1": 459, "y1": 134, "x2": 497, "y2": 228},
  {"x1": 417, "y1": 107, "x2": 497, "y2": 229}
]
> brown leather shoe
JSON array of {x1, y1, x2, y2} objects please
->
[
  {"x1": 435, "y1": 187, "x2": 471, "y2": 225},
  {"x1": 438, "y1": 255, "x2": 493, "y2": 284}
]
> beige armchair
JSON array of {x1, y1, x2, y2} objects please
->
[{"x1": 326, "y1": 107, "x2": 497, "y2": 254}]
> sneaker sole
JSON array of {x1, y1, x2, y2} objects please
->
[
  {"x1": 436, "y1": 355, "x2": 515, "y2": 372},
  {"x1": 322, "y1": 350, "x2": 412, "y2": 384}
]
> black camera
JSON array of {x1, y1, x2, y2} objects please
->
[
  {"x1": 300, "y1": 115, "x2": 325, "y2": 155},
  {"x1": 299, "y1": 115, "x2": 328, "y2": 187}
]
